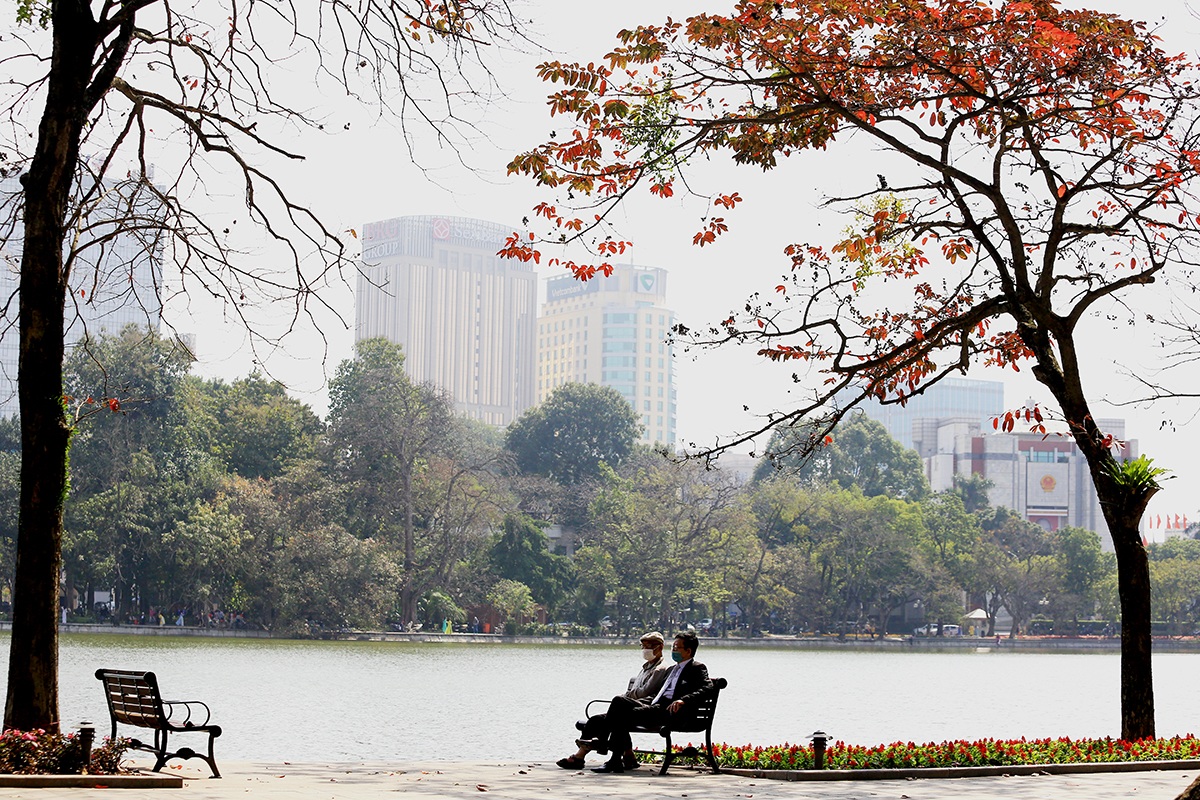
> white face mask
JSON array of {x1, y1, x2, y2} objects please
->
[{"x1": 641, "y1": 647, "x2": 657, "y2": 661}]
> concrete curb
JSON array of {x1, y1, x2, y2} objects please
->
[
  {"x1": 0, "y1": 772, "x2": 185, "y2": 788},
  {"x1": 722, "y1": 757, "x2": 1200, "y2": 781}
]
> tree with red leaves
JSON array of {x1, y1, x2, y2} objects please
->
[{"x1": 505, "y1": 0, "x2": 1200, "y2": 740}]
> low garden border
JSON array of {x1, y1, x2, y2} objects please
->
[
  {"x1": 0, "y1": 773, "x2": 183, "y2": 788},
  {"x1": 722, "y1": 758, "x2": 1200, "y2": 781}
]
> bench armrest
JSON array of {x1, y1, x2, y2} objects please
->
[
  {"x1": 584, "y1": 699, "x2": 610, "y2": 718},
  {"x1": 162, "y1": 699, "x2": 213, "y2": 728}
]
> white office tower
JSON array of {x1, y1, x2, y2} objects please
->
[
  {"x1": 538, "y1": 265, "x2": 676, "y2": 447},
  {"x1": 356, "y1": 215, "x2": 538, "y2": 427},
  {"x1": 0, "y1": 175, "x2": 165, "y2": 416}
]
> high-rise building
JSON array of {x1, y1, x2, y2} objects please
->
[
  {"x1": 0, "y1": 176, "x2": 164, "y2": 417},
  {"x1": 846, "y1": 376, "x2": 1005, "y2": 451},
  {"x1": 356, "y1": 215, "x2": 537, "y2": 426},
  {"x1": 537, "y1": 265, "x2": 676, "y2": 446}
]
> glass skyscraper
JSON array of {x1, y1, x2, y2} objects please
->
[{"x1": 538, "y1": 265, "x2": 676, "y2": 446}]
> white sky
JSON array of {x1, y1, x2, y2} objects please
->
[{"x1": 162, "y1": 0, "x2": 1200, "y2": 538}]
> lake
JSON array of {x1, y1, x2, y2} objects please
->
[{"x1": 2, "y1": 634, "x2": 1196, "y2": 762}]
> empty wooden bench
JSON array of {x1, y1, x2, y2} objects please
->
[
  {"x1": 95, "y1": 668, "x2": 222, "y2": 778},
  {"x1": 577, "y1": 676, "x2": 728, "y2": 774}
]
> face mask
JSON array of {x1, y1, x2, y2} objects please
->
[
  {"x1": 641, "y1": 648, "x2": 657, "y2": 661},
  {"x1": 671, "y1": 651, "x2": 685, "y2": 663}
]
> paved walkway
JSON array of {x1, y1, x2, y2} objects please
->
[{"x1": 2, "y1": 758, "x2": 1194, "y2": 799}]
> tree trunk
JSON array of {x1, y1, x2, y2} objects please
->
[
  {"x1": 401, "y1": 468, "x2": 415, "y2": 624},
  {"x1": 1110, "y1": 514, "x2": 1155, "y2": 740},
  {"x1": 4, "y1": 1, "x2": 98, "y2": 733}
]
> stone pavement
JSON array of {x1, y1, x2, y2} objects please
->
[{"x1": 0, "y1": 757, "x2": 1195, "y2": 800}]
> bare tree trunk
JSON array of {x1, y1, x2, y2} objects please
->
[{"x1": 4, "y1": 0, "x2": 97, "y2": 733}]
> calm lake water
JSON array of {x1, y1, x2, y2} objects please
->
[{"x1": 1, "y1": 634, "x2": 1196, "y2": 762}]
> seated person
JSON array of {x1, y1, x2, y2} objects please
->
[
  {"x1": 582, "y1": 631, "x2": 713, "y2": 774},
  {"x1": 556, "y1": 631, "x2": 671, "y2": 769}
]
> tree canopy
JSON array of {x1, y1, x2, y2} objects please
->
[
  {"x1": 505, "y1": 0, "x2": 1200, "y2": 740},
  {"x1": 755, "y1": 413, "x2": 928, "y2": 499},
  {"x1": 504, "y1": 382, "x2": 641, "y2": 484}
]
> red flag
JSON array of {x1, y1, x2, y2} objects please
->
[
  {"x1": 1156, "y1": 514, "x2": 1162, "y2": 528},
  {"x1": 1176, "y1": 514, "x2": 1183, "y2": 528},
  {"x1": 1166, "y1": 517, "x2": 1173, "y2": 529}
]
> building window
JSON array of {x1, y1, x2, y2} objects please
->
[{"x1": 644, "y1": 400, "x2": 651, "y2": 411}]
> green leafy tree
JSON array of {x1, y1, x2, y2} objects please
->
[
  {"x1": 489, "y1": 514, "x2": 574, "y2": 614},
  {"x1": 274, "y1": 524, "x2": 401, "y2": 634},
  {"x1": 1047, "y1": 526, "x2": 1115, "y2": 634},
  {"x1": 756, "y1": 414, "x2": 928, "y2": 500},
  {"x1": 63, "y1": 327, "x2": 210, "y2": 620},
  {"x1": 486, "y1": 578, "x2": 535, "y2": 629},
  {"x1": 193, "y1": 375, "x2": 323, "y2": 480},
  {"x1": 505, "y1": 383, "x2": 641, "y2": 485},
  {"x1": 1149, "y1": 558, "x2": 1200, "y2": 637},
  {"x1": 326, "y1": 338, "x2": 455, "y2": 624},
  {"x1": 587, "y1": 455, "x2": 757, "y2": 634},
  {"x1": 952, "y1": 473, "x2": 995, "y2": 516},
  {"x1": 911, "y1": 492, "x2": 984, "y2": 635},
  {"x1": 982, "y1": 508, "x2": 1055, "y2": 637},
  {"x1": 803, "y1": 487, "x2": 925, "y2": 636}
]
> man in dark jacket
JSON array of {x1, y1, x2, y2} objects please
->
[{"x1": 587, "y1": 630, "x2": 713, "y2": 773}]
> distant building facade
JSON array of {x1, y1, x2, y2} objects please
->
[
  {"x1": 916, "y1": 416, "x2": 1135, "y2": 547},
  {"x1": 0, "y1": 176, "x2": 164, "y2": 417},
  {"x1": 851, "y1": 375, "x2": 1136, "y2": 548},
  {"x1": 538, "y1": 265, "x2": 676, "y2": 446},
  {"x1": 356, "y1": 215, "x2": 537, "y2": 427}
]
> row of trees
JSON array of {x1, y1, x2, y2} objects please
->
[{"x1": 6, "y1": 326, "x2": 1197, "y2": 641}]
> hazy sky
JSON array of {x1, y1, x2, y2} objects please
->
[{"x1": 169, "y1": 0, "x2": 1200, "y2": 538}]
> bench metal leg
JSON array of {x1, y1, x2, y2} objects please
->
[
  {"x1": 146, "y1": 729, "x2": 221, "y2": 778},
  {"x1": 659, "y1": 732, "x2": 674, "y2": 776},
  {"x1": 705, "y1": 729, "x2": 719, "y2": 774}
]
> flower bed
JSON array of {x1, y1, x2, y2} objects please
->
[
  {"x1": 706, "y1": 736, "x2": 1200, "y2": 771},
  {"x1": 0, "y1": 729, "x2": 130, "y2": 775}
]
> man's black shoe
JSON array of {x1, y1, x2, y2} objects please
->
[
  {"x1": 622, "y1": 754, "x2": 640, "y2": 770},
  {"x1": 575, "y1": 738, "x2": 609, "y2": 755},
  {"x1": 591, "y1": 759, "x2": 624, "y2": 774}
]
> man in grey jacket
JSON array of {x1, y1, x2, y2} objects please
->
[{"x1": 555, "y1": 631, "x2": 671, "y2": 769}]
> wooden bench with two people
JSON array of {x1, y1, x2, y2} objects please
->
[
  {"x1": 557, "y1": 630, "x2": 727, "y2": 775},
  {"x1": 95, "y1": 668, "x2": 223, "y2": 778}
]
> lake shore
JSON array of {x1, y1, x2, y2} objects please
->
[{"x1": 6, "y1": 620, "x2": 1200, "y2": 652}]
